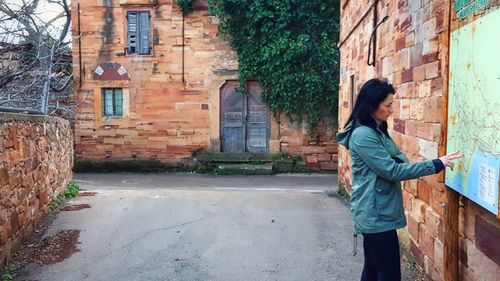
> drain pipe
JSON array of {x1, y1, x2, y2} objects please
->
[
  {"x1": 78, "y1": 2, "x2": 83, "y2": 88},
  {"x1": 182, "y1": 11, "x2": 185, "y2": 85}
]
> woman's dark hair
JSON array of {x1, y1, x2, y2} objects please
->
[{"x1": 345, "y1": 78, "x2": 395, "y2": 136}]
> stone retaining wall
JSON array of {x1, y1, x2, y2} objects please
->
[{"x1": 0, "y1": 112, "x2": 73, "y2": 265}]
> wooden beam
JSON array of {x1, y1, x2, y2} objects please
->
[
  {"x1": 444, "y1": 189, "x2": 460, "y2": 281},
  {"x1": 441, "y1": 1, "x2": 460, "y2": 280}
]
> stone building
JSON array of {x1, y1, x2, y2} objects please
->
[
  {"x1": 71, "y1": 0, "x2": 338, "y2": 170},
  {"x1": 338, "y1": 0, "x2": 499, "y2": 280}
]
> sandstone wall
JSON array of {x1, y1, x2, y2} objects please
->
[
  {"x1": 338, "y1": 0, "x2": 499, "y2": 279},
  {"x1": 73, "y1": 0, "x2": 338, "y2": 170},
  {"x1": 0, "y1": 113, "x2": 73, "y2": 264}
]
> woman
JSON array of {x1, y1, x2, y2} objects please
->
[{"x1": 336, "y1": 78, "x2": 462, "y2": 281}]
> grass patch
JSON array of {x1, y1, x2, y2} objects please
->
[
  {"x1": 64, "y1": 183, "x2": 80, "y2": 198},
  {"x1": 49, "y1": 182, "x2": 81, "y2": 211}
]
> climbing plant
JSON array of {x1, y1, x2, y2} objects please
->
[
  {"x1": 208, "y1": 0, "x2": 340, "y2": 133},
  {"x1": 177, "y1": 0, "x2": 194, "y2": 15}
]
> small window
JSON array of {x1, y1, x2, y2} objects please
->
[
  {"x1": 127, "y1": 11, "x2": 150, "y2": 55},
  {"x1": 102, "y1": 88, "x2": 123, "y2": 118}
]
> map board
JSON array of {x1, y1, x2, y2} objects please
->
[{"x1": 446, "y1": 8, "x2": 500, "y2": 216}]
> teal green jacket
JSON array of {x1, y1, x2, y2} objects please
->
[{"x1": 336, "y1": 121, "x2": 442, "y2": 234}]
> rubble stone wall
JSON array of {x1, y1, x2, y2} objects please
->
[{"x1": 0, "y1": 113, "x2": 73, "y2": 265}]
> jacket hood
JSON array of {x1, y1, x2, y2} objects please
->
[{"x1": 336, "y1": 121, "x2": 355, "y2": 150}]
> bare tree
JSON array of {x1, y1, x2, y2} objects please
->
[{"x1": 0, "y1": 0, "x2": 73, "y2": 118}]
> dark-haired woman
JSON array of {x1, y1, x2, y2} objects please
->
[{"x1": 336, "y1": 78, "x2": 462, "y2": 281}]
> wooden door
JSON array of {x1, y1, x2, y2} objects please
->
[{"x1": 220, "y1": 81, "x2": 269, "y2": 153}]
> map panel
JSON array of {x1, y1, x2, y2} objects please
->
[{"x1": 446, "y1": 8, "x2": 500, "y2": 216}]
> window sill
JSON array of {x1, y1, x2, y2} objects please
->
[
  {"x1": 119, "y1": 0, "x2": 157, "y2": 6},
  {"x1": 124, "y1": 53, "x2": 155, "y2": 59},
  {"x1": 103, "y1": 116, "x2": 123, "y2": 120}
]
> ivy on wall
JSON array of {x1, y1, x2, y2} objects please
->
[{"x1": 208, "y1": 0, "x2": 340, "y2": 133}]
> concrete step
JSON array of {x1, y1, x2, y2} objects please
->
[{"x1": 214, "y1": 163, "x2": 274, "y2": 175}]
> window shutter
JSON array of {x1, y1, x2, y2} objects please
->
[
  {"x1": 138, "y1": 11, "x2": 150, "y2": 55},
  {"x1": 127, "y1": 12, "x2": 138, "y2": 54}
]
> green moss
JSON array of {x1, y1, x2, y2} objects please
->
[
  {"x1": 73, "y1": 160, "x2": 182, "y2": 173},
  {"x1": 73, "y1": 153, "x2": 325, "y2": 175}
]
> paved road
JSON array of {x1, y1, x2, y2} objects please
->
[{"x1": 15, "y1": 173, "x2": 411, "y2": 281}]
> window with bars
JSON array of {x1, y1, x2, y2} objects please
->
[
  {"x1": 127, "y1": 11, "x2": 151, "y2": 55},
  {"x1": 102, "y1": 88, "x2": 123, "y2": 118}
]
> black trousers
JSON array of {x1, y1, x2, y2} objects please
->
[{"x1": 361, "y1": 230, "x2": 401, "y2": 281}]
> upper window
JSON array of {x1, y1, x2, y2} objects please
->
[
  {"x1": 102, "y1": 88, "x2": 123, "y2": 118},
  {"x1": 127, "y1": 11, "x2": 151, "y2": 55}
]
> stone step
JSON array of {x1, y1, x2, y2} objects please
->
[{"x1": 214, "y1": 163, "x2": 274, "y2": 175}]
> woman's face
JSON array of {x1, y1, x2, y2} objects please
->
[{"x1": 371, "y1": 94, "x2": 394, "y2": 121}]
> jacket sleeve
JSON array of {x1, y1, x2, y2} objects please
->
[{"x1": 351, "y1": 129, "x2": 437, "y2": 182}]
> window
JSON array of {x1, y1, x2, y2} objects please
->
[
  {"x1": 102, "y1": 88, "x2": 123, "y2": 118},
  {"x1": 127, "y1": 11, "x2": 150, "y2": 55}
]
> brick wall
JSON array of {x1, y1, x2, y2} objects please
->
[
  {"x1": 338, "y1": 0, "x2": 499, "y2": 280},
  {"x1": 73, "y1": 0, "x2": 338, "y2": 170},
  {"x1": 0, "y1": 113, "x2": 73, "y2": 265}
]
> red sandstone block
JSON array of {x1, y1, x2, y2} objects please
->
[
  {"x1": 331, "y1": 154, "x2": 338, "y2": 162},
  {"x1": 306, "y1": 162, "x2": 320, "y2": 170},
  {"x1": 284, "y1": 145, "x2": 303, "y2": 154},
  {"x1": 423, "y1": 96, "x2": 441, "y2": 123},
  {"x1": 410, "y1": 43, "x2": 424, "y2": 68},
  {"x1": 306, "y1": 155, "x2": 318, "y2": 163},
  {"x1": 317, "y1": 154, "x2": 331, "y2": 162},
  {"x1": 405, "y1": 32, "x2": 415, "y2": 48},
  {"x1": 424, "y1": 206, "x2": 442, "y2": 239},
  {"x1": 320, "y1": 161, "x2": 338, "y2": 171},
  {"x1": 393, "y1": 118, "x2": 406, "y2": 134},
  {"x1": 410, "y1": 240, "x2": 425, "y2": 266},
  {"x1": 413, "y1": 65, "x2": 426, "y2": 81},
  {"x1": 430, "y1": 188, "x2": 446, "y2": 217},
  {"x1": 167, "y1": 145, "x2": 190, "y2": 154},
  {"x1": 402, "y1": 68, "x2": 413, "y2": 83},
  {"x1": 405, "y1": 120, "x2": 418, "y2": 136},
  {"x1": 418, "y1": 224, "x2": 435, "y2": 260},
  {"x1": 407, "y1": 215, "x2": 420, "y2": 243},
  {"x1": 302, "y1": 146, "x2": 325, "y2": 154},
  {"x1": 425, "y1": 61, "x2": 440, "y2": 80},
  {"x1": 395, "y1": 36, "x2": 406, "y2": 51},
  {"x1": 417, "y1": 178, "x2": 432, "y2": 204},
  {"x1": 400, "y1": 16, "x2": 412, "y2": 32}
]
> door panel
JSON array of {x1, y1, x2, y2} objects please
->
[
  {"x1": 220, "y1": 81, "x2": 269, "y2": 153},
  {"x1": 221, "y1": 82, "x2": 246, "y2": 153},
  {"x1": 246, "y1": 82, "x2": 269, "y2": 153}
]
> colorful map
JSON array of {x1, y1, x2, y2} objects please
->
[{"x1": 446, "y1": 8, "x2": 500, "y2": 215}]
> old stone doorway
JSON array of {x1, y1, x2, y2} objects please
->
[{"x1": 220, "y1": 81, "x2": 270, "y2": 153}]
